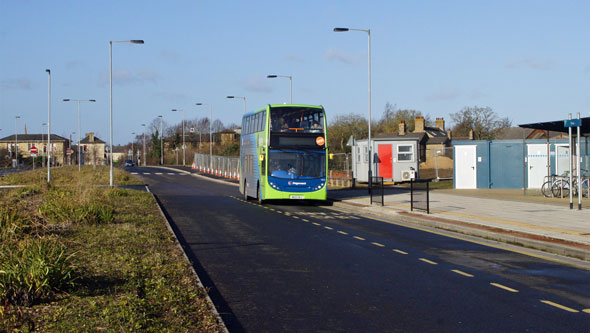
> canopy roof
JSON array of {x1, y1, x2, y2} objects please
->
[{"x1": 518, "y1": 116, "x2": 590, "y2": 136}]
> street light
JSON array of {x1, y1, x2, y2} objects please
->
[
  {"x1": 333, "y1": 27, "x2": 372, "y2": 192},
  {"x1": 267, "y1": 75, "x2": 292, "y2": 104},
  {"x1": 226, "y1": 96, "x2": 247, "y2": 113},
  {"x1": 131, "y1": 132, "x2": 136, "y2": 162},
  {"x1": 40, "y1": 123, "x2": 47, "y2": 167},
  {"x1": 158, "y1": 115, "x2": 163, "y2": 165},
  {"x1": 63, "y1": 98, "x2": 96, "y2": 171},
  {"x1": 141, "y1": 123, "x2": 146, "y2": 166},
  {"x1": 46, "y1": 69, "x2": 51, "y2": 182},
  {"x1": 109, "y1": 39, "x2": 144, "y2": 187},
  {"x1": 195, "y1": 103, "x2": 213, "y2": 172},
  {"x1": 14, "y1": 116, "x2": 20, "y2": 168},
  {"x1": 171, "y1": 109, "x2": 186, "y2": 166}
]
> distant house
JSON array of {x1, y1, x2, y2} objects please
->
[
  {"x1": 377, "y1": 116, "x2": 452, "y2": 166},
  {"x1": 0, "y1": 134, "x2": 69, "y2": 166},
  {"x1": 80, "y1": 132, "x2": 106, "y2": 165}
]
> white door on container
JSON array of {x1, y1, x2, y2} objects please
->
[
  {"x1": 527, "y1": 144, "x2": 549, "y2": 188},
  {"x1": 455, "y1": 145, "x2": 477, "y2": 189},
  {"x1": 555, "y1": 145, "x2": 570, "y2": 176}
]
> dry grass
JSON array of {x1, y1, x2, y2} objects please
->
[{"x1": 0, "y1": 166, "x2": 223, "y2": 332}]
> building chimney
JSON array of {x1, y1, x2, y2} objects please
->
[
  {"x1": 86, "y1": 132, "x2": 95, "y2": 143},
  {"x1": 435, "y1": 117, "x2": 445, "y2": 131},
  {"x1": 414, "y1": 116, "x2": 425, "y2": 133},
  {"x1": 398, "y1": 120, "x2": 406, "y2": 136},
  {"x1": 468, "y1": 129, "x2": 474, "y2": 140},
  {"x1": 446, "y1": 130, "x2": 452, "y2": 139}
]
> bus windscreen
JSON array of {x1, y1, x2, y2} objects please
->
[{"x1": 270, "y1": 107, "x2": 324, "y2": 133}]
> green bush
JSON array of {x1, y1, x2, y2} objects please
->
[{"x1": 0, "y1": 237, "x2": 76, "y2": 306}]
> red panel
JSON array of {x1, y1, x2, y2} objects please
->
[{"x1": 378, "y1": 145, "x2": 392, "y2": 178}]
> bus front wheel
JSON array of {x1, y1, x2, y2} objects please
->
[
  {"x1": 257, "y1": 184, "x2": 264, "y2": 205},
  {"x1": 243, "y1": 181, "x2": 248, "y2": 201}
]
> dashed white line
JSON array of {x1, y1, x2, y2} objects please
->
[
  {"x1": 393, "y1": 249, "x2": 408, "y2": 255},
  {"x1": 337, "y1": 231, "x2": 349, "y2": 235},
  {"x1": 419, "y1": 258, "x2": 438, "y2": 265},
  {"x1": 371, "y1": 242, "x2": 385, "y2": 247},
  {"x1": 353, "y1": 236, "x2": 366, "y2": 241},
  {"x1": 324, "y1": 226, "x2": 334, "y2": 230},
  {"x1": 540, "y1": 300, "x2": 579, "y2": 313},
  {"x1": 490, "y1": 283, "x2": 518, "y2": 293},
  {"x1": 451, "y1": 269, "x2": 474, "y2": 278}
]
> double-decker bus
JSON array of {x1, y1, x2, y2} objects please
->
[{"x1": 240, "y1": 104, "x2": 327, "y2": 203}]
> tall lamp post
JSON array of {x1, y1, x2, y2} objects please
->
[
  {"x1": 46, "y1": 69, "x2": 51, "y2": 182},
  {"x1": 267, "y1": 75, "x2": 292, "y2": 104},
  {"x1": 14, "y1": 116, "x2": 20, "y2": 168},
  {"x1": 41, "y1": 123, "x2": 47, "y2": 167},
  {"x1": 141, "y1": 123, "x2": 146, "y2": 166},
  {"x1": 158, "y1": 115, "x2": 163, "y2": 165},
  {"x1": 109, "y1": 39, "x2": 144, "y2": 187},
  {"x1": 333, "y1": 27, "x2": 372, "y2": 192},
  {"x1": 63, "y1": 98, "x2": 96, "y2": 171},
  {"x1": 226, "y1": 96, "x2": 247, "y2": 113},
  {"x1": 131, "y1": 132, "x2": 136, "y2": 162},
  {"x1": 171, "y1": 109, "x2": 185, "y2": 166},
  {"x1": 195, "y1": 103, "x2": 213, "y2": 172}
]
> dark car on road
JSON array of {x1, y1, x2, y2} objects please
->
[{"x1": 124, "y1": 160, "x2": 135, "y2": 167}]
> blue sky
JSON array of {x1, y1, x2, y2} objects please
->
[{"x1": 1, "y1": 1, "x2": 590, "y2": 144}]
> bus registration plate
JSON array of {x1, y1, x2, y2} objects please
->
[{"x1": 290, "y1": 195, "x2": 304, "y2": 199}]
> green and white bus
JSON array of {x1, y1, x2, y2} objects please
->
[{"x1": 240, "y1": 104, "x2": 328, "y2": 203}]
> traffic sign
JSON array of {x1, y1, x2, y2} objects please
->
[
  {"x1": 30, "y1": 146, "x2": 38, "y2": 154},
  {"x1": 66, "y1": 148, "x2": 73, "y2": 155},
  {"x1": 564, "y1": 119, "x2": 581, "y2": 127}
]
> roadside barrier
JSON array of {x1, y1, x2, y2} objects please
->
[{"x1": 193, "y1": 153, "x2": 239, "y2": 180}]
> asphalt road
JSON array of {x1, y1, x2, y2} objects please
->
[{"x1": 131, "y1": 166, "x2": 590, "y2": 332}]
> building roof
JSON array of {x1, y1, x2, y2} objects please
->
[
  {"x1": 0, "y1": 134, "x2": 69, "y2": 142},
  {"x1": 80, "y1": 135, "x2": 106, "y2": 144},
  {"x1": 519, "y1": 116, "x2": 590, "y2": 136}
]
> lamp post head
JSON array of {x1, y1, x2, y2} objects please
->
[
  {"x1": 171, "y1": 109, "x2": 177, "y2": 112},
  {"x1": 333, "y1": 27, "x2": 349, "y2": 32},
  {"x1": 130, "y1": 40, "x2": 144, "y2": 44},
  {"x1": 63, "y1": 99, "x2": 70, "y2": 102},
  {"x1": 196, "y1": 103, "x2": 203, "y2": 106},
  {"x1": 226, "y1": 96, "x2": 234, "y2": 99},
  {"x1": 15, "y1": 116, "x2": 20, "y2": 119},
  {"x1": 45, "y1": 69, "x2": 50, "y2": 73},
  {"x1": 89, "y1": 99, "x2": 96, "y2": 102},
  {"x1": 267, "y1": 75, "x2": 277, "y2": 78}
]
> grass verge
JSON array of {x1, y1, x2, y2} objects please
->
[{"x1": 0, "y1": 166, "x2": 222, "y2": 332}]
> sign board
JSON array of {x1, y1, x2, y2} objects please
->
[
  {"x1": 564, "y1": 119, "x2": 581, "y2": 127},
  {"x1": 31, "y1": 153, "x2": 38, "y2": 157},
  {"x1": 190, "y1": 127, "x2": 195, "y2": 133},
  {"x1": 66, "y1": 148, "x2": 73, "y2": 155},
  {"x1": 30, "y1": 146, "x2": 38, "y2": 154}
]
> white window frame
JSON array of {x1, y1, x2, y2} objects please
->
[{"x1": 397, "y1": 144, "x2": 414, "y2": 162}]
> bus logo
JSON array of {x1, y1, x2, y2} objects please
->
[{"x1": 316, "y1": 136, "x2": 325, "y2": 146}]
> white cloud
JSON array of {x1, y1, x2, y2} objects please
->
[
  {"x1": 504, "y1": 57, "x2": 556, "y2": 70},
  {"x1": 1, "y1": 78, "x2": 32, "y2": 90},
  {"x1": 243, "y1": 76, "x2": 273, "y2": 93},
  {"x1": 324, "y1": 48, "x2": 358, "y2": 64},
  {"x1": 284, "y1": 53, "x2": 305, "y2": 63},
  {"x1": 99, "y1": 69, "x2": 162, "y2": 87}
]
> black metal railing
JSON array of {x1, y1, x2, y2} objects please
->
[
  {"x1": 410, "y1": 178, "x2": 431, "y2": 213},
  {"x1": 370, "y1": 176, "x2": 384, "y2": 206}
]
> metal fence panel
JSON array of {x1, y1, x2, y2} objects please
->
[
  {"x1": 370, "y1": 176, "x2": 384, "y2": 206},
  {"x1": 410, "y1": 178, "x2": 430, "y2": 213}
]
